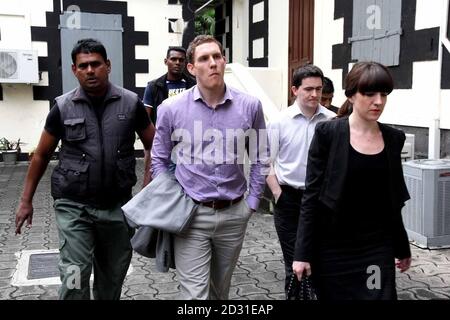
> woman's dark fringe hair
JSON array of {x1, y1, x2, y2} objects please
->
[{"x1": 337, "y1": 61, "x2": 394, "y2": 118}]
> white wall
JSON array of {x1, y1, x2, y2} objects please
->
[
  {"x1": 379, "y1": 61, "x2": 442, "y2": 127},
  {"x1": 0, "y1": 0, "x2": 187, "y2": 152},
  {"x1": 248, "y1": 67, "x2": 283, "y2": 111},
  {"x1": 441, "y1": 90, "x2": 450, "y2": 128},
  {"x1": 314, "y1": 0, "x2": 450, "y2": 131},
  {"x1": 225, "y1": 63, "x2": 279, "y2": 121},
  {"x1": 380, "y1": 0, "x2": 447, "y2": 129},
  {"x1": 314, "y1": 0, "x2": 345, "y2": 109},
  {"x1": 268, "y1": 0, "x2": 289, "y2": 109},
  {"x1": 437, "y1": 0, "x2": 450, "y2": 129},
  {"x1": 415, "y1": 0, "x2": 445, "y2": 30},
  {"x1": 0, "y1": 0, "x2": 53, "y2": 152},
  {"x1": 2, "y1": 0, "x2": 449, "y2": 152},
  {"x1": 110, "y1": 0, "x2": 185, "y2": 151},
  {"x1": 232, "y1": 0, "x2": 249, "y2": 67},
  {"x1": 231, "y1": 0, "x2": 288, "y2": 109},
  {"x1": 112, "y1": 0, "x2": 183, "y2": 87},
  {"x1": 0, "y1": 85, "x2": 49, "y2": 151}
]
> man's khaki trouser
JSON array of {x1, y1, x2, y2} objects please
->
[
  {"x1": 54, "y1": 198, "x2": 133, "y2": 300},
  {"x1": 174, "y1": 199, "x2": 252, "y2": 300}
]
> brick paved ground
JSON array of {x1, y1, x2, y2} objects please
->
[{"x1": 0, "y1": 160, "x2": 449, "y2": 300}]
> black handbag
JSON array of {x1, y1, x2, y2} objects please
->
[{"x1": 287, "y1": 274, "x2": 317, "y2": 300}]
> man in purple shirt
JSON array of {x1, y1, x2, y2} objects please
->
[{"x1": 152, "y1": 35, "x2": 269, "y2": 299}]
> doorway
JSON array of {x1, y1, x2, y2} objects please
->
[{"x1": 288, "y1": 0, "x2": 314, "y2": 104}]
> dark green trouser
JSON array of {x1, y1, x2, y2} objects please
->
[{"x1": 54, "y1": 198, "x2": 133, "y2": 300}]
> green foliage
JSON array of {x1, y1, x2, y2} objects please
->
[
  {"x1": 0, "y1": 137, "x2": 23, "y2": 151},
  {"x1": 195, "y1": 8, "x2": 215, "y2": 36}
]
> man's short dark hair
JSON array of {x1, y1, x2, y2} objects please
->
[
  {"x1": 292, "y1": 64, "x2": 324, "y2": 88},
  {"x1": 322, "y1": 77, "x2": 334, "y2": 94},
  {"x1": 71, "y1": 38, "x2": 107, "y2": 64},
  {"x1": 167, "y1": 46, "x2": 186, "y2": 58},
  {"x1": 187, "y1": 35, "x2": 223, "y2": 64}
]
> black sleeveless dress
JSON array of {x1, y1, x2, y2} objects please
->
[{"x1": 312, "y1": 144, "x2": 397, "y2": 300}]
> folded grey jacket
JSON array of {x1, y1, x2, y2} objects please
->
[
  {"x1": 129, "y1": 226, "x2": 175, "y2": 272},
  {"x1": 122, "y1": 171, "x2": 198, "y2": 233},
  {"x1": 121, "y1": 171, "x2": 198, "y2": 272}
]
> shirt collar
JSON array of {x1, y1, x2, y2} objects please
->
[
  {"x1": 166, "y1": 78, "x2": 186, "y2": 83},
  {"x1": 193, "y1": 85, "x2": 233, "y2": 106},
  {"x1": 72, "y1": 82, "x2": 120, "y2": 103},
  {"x1": 287, "y1": 102, "x2": 329, "y2": 119}
]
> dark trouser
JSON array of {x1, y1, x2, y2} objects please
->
[
  {"x1": 54, "y1": 198, "x2": 134, "y2": 300},
  {"x1": 273, "y1": 185, "x2": 304, "y2": 295}
]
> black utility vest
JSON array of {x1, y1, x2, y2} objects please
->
[
  {"x1": 148, "y1": 73, "x2": 196, "y2": 124},
  {"x1": 51, "y1": 84, "x2": 139, "y2": 207}
]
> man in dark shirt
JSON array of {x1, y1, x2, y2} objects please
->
[
  {"x1": 143, "y1": 46, "x2": 196, "y2": 124},
  {"x1": 321, "y1": 76, "x2": 339, "y2": 114},
  {"x1": 15, "y1": 38, "x2": 155, "y2": 300}
]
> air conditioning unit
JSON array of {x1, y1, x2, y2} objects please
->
[
  {"x1": 0, "y1": 49, "x2": 39, "y2": 84},
  {"x1": 402, "y1": 159, "x2": 450, "y2": 248},
  {"x1": 401, "y1": 134, "x2": 415, "y2": 161}
]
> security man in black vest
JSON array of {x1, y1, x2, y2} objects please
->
[
  {"x1": 15, "y1": 38, "x2": 155, "y2": 300},
  {"x1": 143, "y1": 46, "x2": 196, "y2": 124}
]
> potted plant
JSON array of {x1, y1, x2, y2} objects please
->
[{"x1": 0, "y1": 137, "x2": 23, "y2": 164}]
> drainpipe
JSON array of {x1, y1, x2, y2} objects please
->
[
  {"x1": 429, "y1": 0, "x2": 449, "y2": 159},
  {"x1": 195, "y1": 0, "x2": 215, "y2": 14}
]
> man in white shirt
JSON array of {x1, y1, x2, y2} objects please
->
[{"x1": 266, "y1": 64, "x2": 336, "y2": 296}]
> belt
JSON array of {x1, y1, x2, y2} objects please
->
[
  {"x1": 194, "y1": 195, "x2": 244, "y2": 210},
  {"x1": 280, "y1": 184, "x2": 304, "y2": 195}
]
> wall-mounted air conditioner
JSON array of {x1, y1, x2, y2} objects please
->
[
  {"x1": 402, "y1": 159, "x2": 450, "y2": 248},
  {"x1": 0, "y1": 49, "x2": 39, "y2": 84}
]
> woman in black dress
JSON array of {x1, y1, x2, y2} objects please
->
[{"x1": 292, "y1": 62, "x2": 412, "y2": 300}]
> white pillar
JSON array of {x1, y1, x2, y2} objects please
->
[{"x1": 428, "y1": 0, "x2": 449, "y2": 159}]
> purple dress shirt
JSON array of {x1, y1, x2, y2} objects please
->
[{"x1": 151, "y1": 85, "x2": 269, "y2": 210}]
